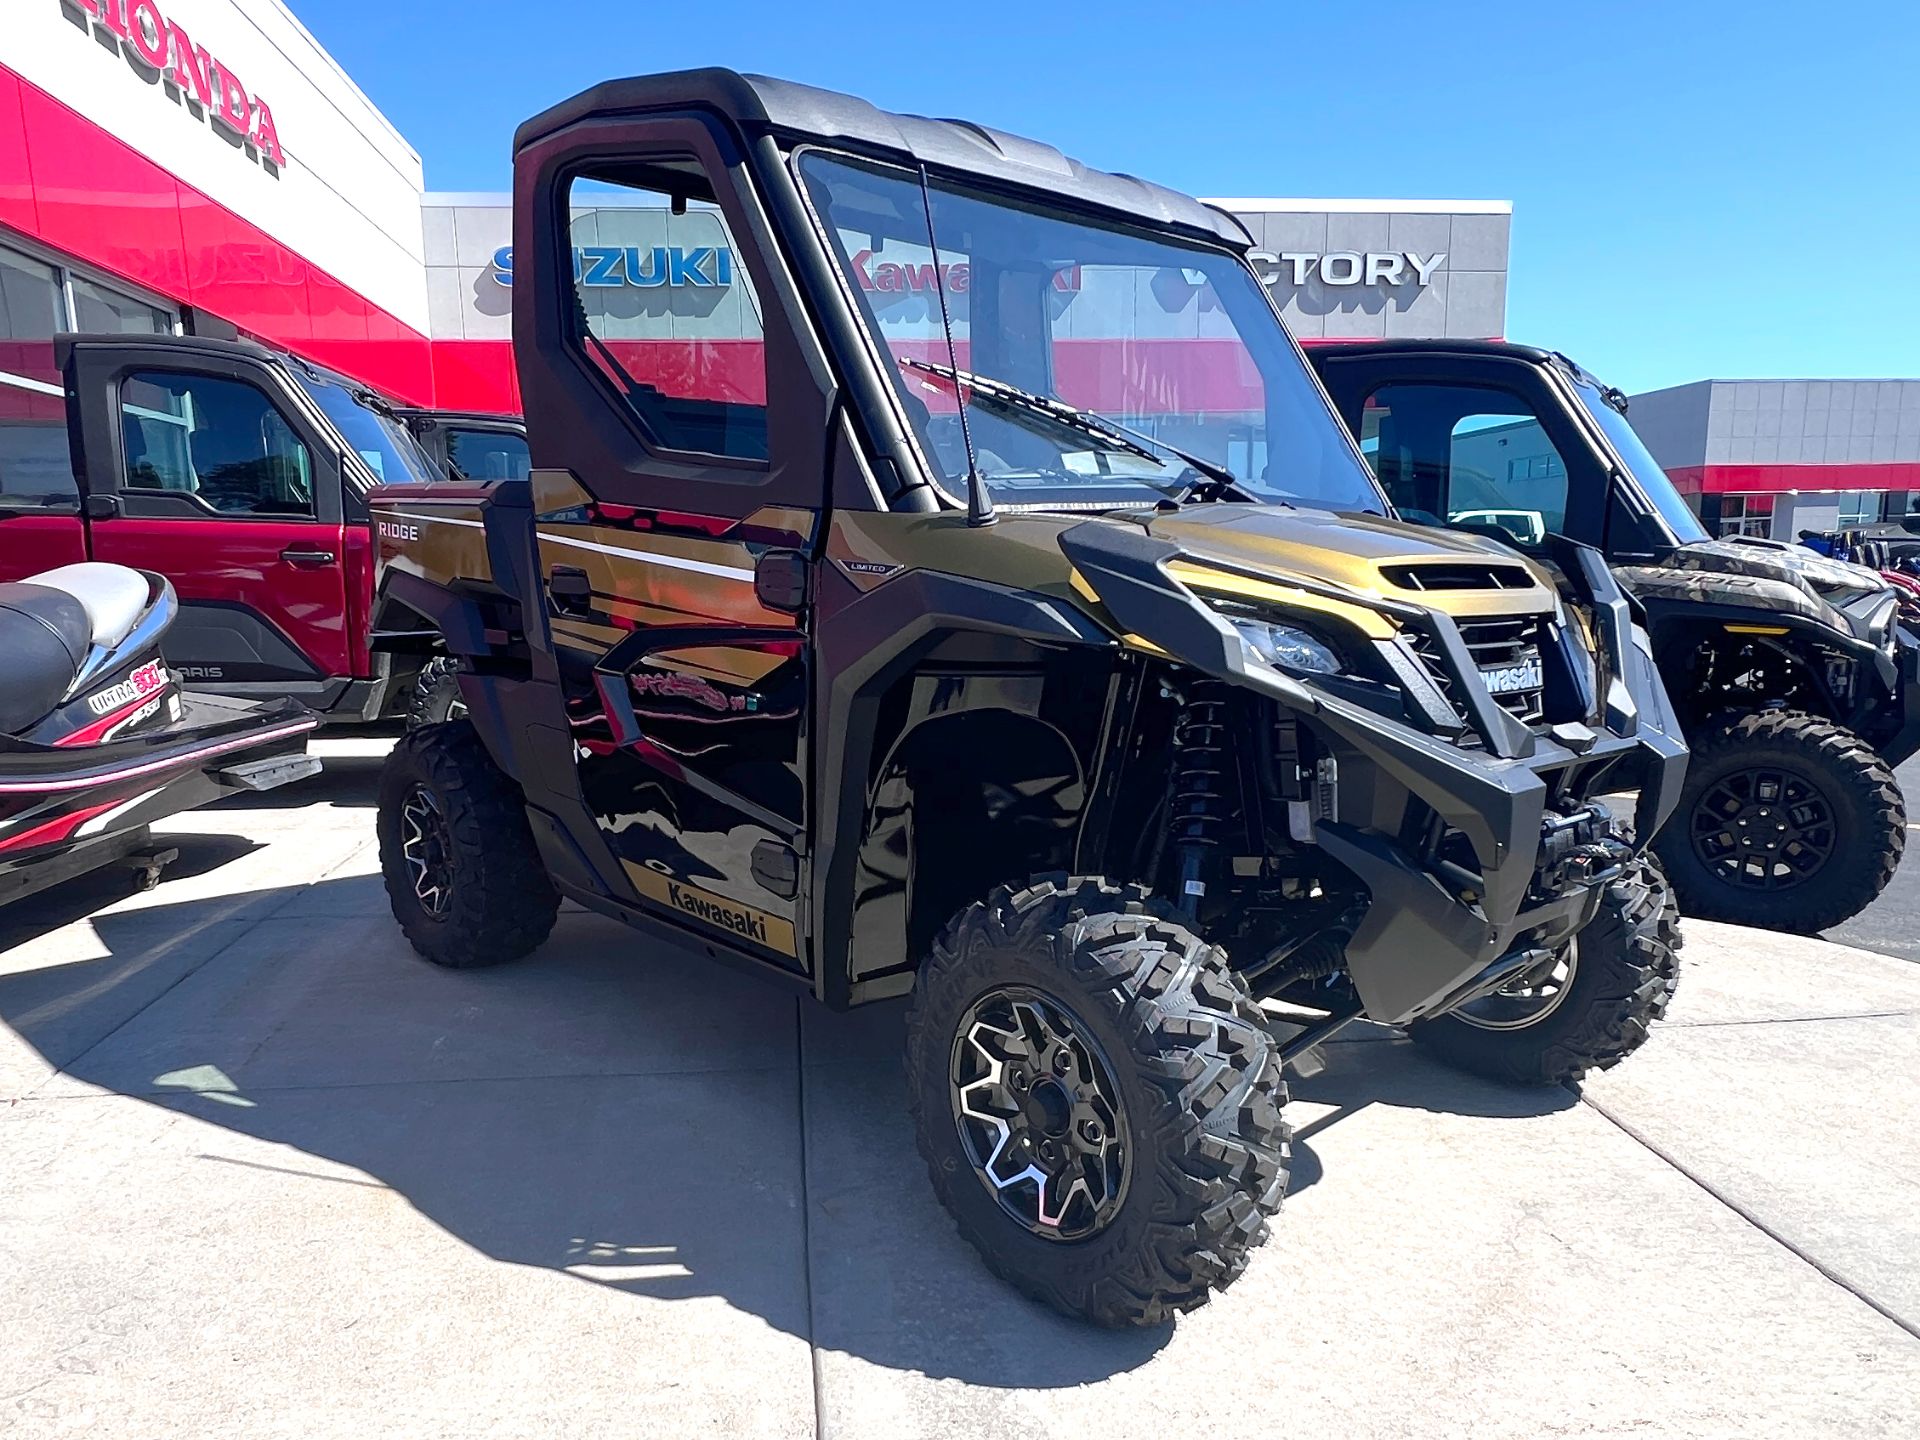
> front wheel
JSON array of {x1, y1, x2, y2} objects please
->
[
  {"x1": 904, "y1": 875, "x2": 1289, "y2": 1328},
  {"x1": 1409, "y1": 856, "x2": 1682, "y2": 1086},
  {"x1": 1652, "y1": 710, "x2": 1903, "y2": 933}
]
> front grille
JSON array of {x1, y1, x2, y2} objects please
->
[{"x1": 1411, "y1": 617, "x2": 1548, "y2": 727}]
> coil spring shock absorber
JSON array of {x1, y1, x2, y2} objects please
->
[{"x1": 1168, "y1": 680, "x2": 1232, "y2": 921}]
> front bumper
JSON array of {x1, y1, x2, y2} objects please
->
[{"x1": 1062, "y1": 520, "x2": 1689, "y2": 1028}]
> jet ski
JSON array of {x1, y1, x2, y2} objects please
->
[{"x1": 0, "y1": 562, "x2": 320, "y2": 908}]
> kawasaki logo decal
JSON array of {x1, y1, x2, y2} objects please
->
[
  {"x1": 623, "y1": 862, "x2": 797, "y2": 956},
  {"x1": 1479, "y1": 655, "x2": 1543, "y2": 695}
]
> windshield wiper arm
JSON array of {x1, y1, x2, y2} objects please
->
[{"x1": 900, "y1": 358, "x2": 1252, "y2": 502}]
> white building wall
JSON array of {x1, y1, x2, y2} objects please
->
[{"x1": 9, "y1": 0, "x2": 428, "y2": 330}]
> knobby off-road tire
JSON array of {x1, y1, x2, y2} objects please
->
[
  {"x1": 1652, "y1": 709, "x2": 1903, "y2": 933},
  {"x1": 1409, "y1": 855, "x2": 1682, "y2": 1086},
  {"x1": 405, "y1": 655, "x2": 466, "y2": 729},
  {"x1": 377, "y1": 723, "x2": 559, "y2": 967},
  {"x1": 904, "y1": 875, "x2": 1290, "y2": 1328}
]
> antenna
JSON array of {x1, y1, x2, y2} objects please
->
[{"x1": 918, "y1": 164, "x2": 994, "y2": 527}]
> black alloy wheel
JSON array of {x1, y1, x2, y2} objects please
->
[
  {"x1": 1652, "y1": 710, "x2": 1904, "y2": 933},
  {"x1": 1686, "y1": 765, "x2": 1834, "y2": 892},
  {"x1": 399, "y1": 785, "x2": 454, "y2": 918},
  {"x1": 950, "y1": 986, "x2": 1130, "y2": 1242}
]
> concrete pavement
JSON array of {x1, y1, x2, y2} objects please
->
[
  {"x1": 2, "y1": 737, "x2": 1918, "y2": 1437},
  {"x1": 1822, "y1": 751, "x2": 1920, "y2": 965}
]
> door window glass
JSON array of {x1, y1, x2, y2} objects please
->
[
  {"x1": 565, "y1": 163, "x2": 767, "y2": 460},
  {"x1": 1360, "y1": 384, "x2": 1570, "y2": 549},
  {"x1": 120, "y1": 371, "x2": 314, "y2": 516},
  {"x1": 447, "y1": 427, "x2": 531, "y2": 482}
]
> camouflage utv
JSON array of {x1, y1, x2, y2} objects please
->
[
  {"x1": 1311, "y1": 341, "x2": 1915, "y2": 933},
  {"x1": 366, "y1": 71, "x2": 1687, "y2": 1328}
]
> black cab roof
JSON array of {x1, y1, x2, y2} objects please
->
[{"x1": 515, "y1": 68, "x2": 1251, "y2": 251}]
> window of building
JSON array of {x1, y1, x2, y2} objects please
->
[
  {"x1": 0, "y1": 240, "x2": 182, "y2": 510},
  {"x1": 0, "y1": 246, "x2": 63, "y2": 344},
  {"x1": 1719, "y1": 493, "x2": 1774, "y2": 538},
  {"x1": 1, "y1": 246, "x2": 76, "y2": 507},
  {"x1": 566, "y1": 166, "x2": 767, "y2": 461},
  {"x1": 70, "y1": 276, "x2": 174, "y2": 335},
  {"x1": 1833, "y1": 490, "x2": 1880, "y2": 528},
  {"x1": 121, "y1": 371, "x2": 313, "y2": 516}
]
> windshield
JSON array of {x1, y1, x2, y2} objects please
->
[
  {"x1": 1570, "y1": 375, "x2": 1709, "y2": 544},
  {"x1": 292, "y1": 369, "x2": 440, "y2": 486},
  {"x1": 797, "y1": 153, "x2": 1385, "y2": 515}
]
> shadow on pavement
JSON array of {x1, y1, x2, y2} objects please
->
[
  {"x1": 1282, "y1": 1046, "x2": 1578, "y2": 1196},
  {"x1": 0, "y1": 833, "x2": 262, "y2": 951},
  {"x1": 0, "y1": 863, "x2": 1576, "y2": 1388},
  {"x1": 210, "y1": 751, "x2": 385, "y2": 812}
]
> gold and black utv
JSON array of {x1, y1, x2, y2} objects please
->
[{"x1": 365, "y1": 70, "x2": 1688, "y2": 1328}]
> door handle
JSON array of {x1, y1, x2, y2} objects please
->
[
  {"x1": 549, "y1": 564, "x2": 594, "y2": 616},
  {"x1": 83, "y1": 494, "x2": 119, "y2": 520},
  {"x1": 280, "y1": 547, "x2": 337, "y2": 565}
]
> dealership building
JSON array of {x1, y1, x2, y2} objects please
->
[{"x1": 2, "y1": 0, "x2": 1912, "y2": 539}]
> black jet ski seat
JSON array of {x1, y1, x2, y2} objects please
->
[{"x1": 0, "y1": 563, "x2": 157, "y2": 736}]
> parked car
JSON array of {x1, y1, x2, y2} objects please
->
[{"x1": 0, "y1": 335, "x2": 451, "y2": 724}]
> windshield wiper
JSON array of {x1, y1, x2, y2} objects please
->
[
  {"x1": 350, "y1": 386, "x2": 400, "y2": 421},
  {"x1": 900, "y1": 358, "x2": 1252, "y2": 503}
]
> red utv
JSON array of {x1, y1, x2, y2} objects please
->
[{"x1": 0, "y1": 334, "x2": 453, "y2": 724}]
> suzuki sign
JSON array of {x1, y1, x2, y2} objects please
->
[
  {"x1": 492, "y1": 246, "x2": 734, "y2": 288},
  {"x1": 61, "y1": 0, "x2": 286, "y2": 170},
  {"x1": 1248, "y1": 251, "x2": 1445, "y2": 288}
]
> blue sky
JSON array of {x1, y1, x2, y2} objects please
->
[{"x1": 298, "y1": 0, "x2": 1917, "y2": 393}]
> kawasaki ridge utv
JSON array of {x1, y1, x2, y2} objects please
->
[
  {"x1": 1310, "y1": 341, "x2": 1917, "y2": 933},
  {"x1": 367, "y1": 71, "x2": 1687, "y2": 1327}
]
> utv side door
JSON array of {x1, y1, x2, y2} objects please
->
[
  {"x1": 61, "y1": 338, "x2": 355, "y2": 701},
  {"x1": 1313, "y1": 353, "x2": 1637, "y2": 557},
  {"x1": 512, "y1": 114, "x2": 839, "y2": 976}
]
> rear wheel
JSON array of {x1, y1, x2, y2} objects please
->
[
  {"x1": 1653, "y1": 710, "x2": 1903, "y2": 933},
  {"x1": 377, "y1": 724, "x2": 558, "y2": 967},
  {"x1": 1409, "y1": 856, "x2": 1681, "y2": 1086},
  {"x1": 904, "y1": 875, "x2": 1289, "y2": 1327},
  {"x1": 406, "y1": 656, "x2": 467, "y2": 729}
]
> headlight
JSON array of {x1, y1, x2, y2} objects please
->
[{"x1": 1226, "y1": 616, "x2": 1342, "y2": 674}]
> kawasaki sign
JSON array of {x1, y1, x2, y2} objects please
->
[{"x1": 491, "y1": 246, "x2": 734, "y2": 288}]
